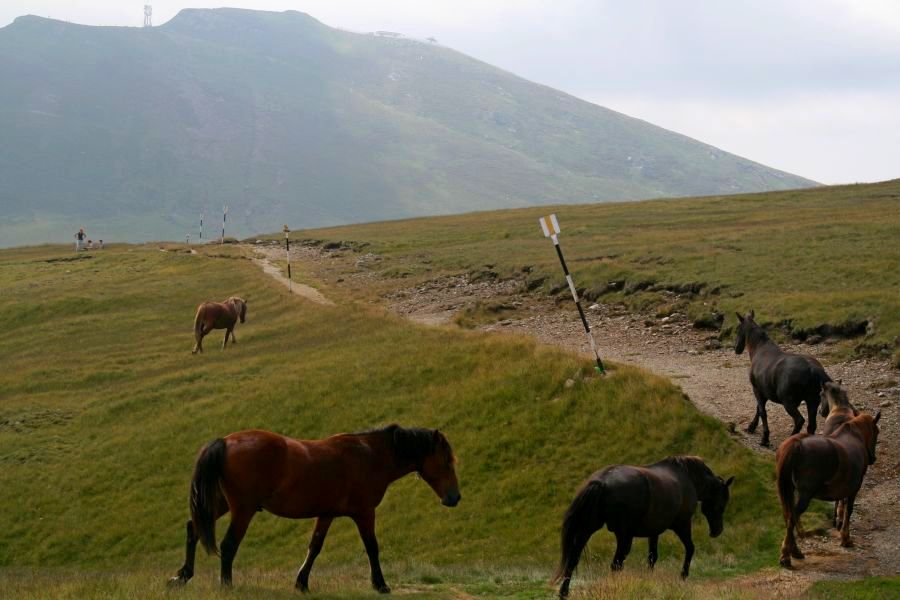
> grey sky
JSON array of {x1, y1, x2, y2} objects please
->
[{"x1": 3, "y1": 1, "x2": 899, "y2": 184}]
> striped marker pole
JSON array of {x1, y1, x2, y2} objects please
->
[
  {"x1": 199, "y1": 213, "x2": 203, "y2": 243},
  {"x1": 221, "y1": 205, "x2": 228, "y2": 244},
  {"x1": 539, "y1": 213, "x2": 606, "y2": 375},
  {"x1": 283, "y1": 224, "x2": 292, "y2": 292}
]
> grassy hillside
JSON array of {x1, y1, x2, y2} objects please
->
[
  {"x1": 0, "y1": 8, "x2": 815, "y2": 247},
  {"x1": 0, "y1": 243, "x2": 799, "y2": 598},
  {"x1": 279, "y1": 180, "x2": 900, "y2": 357}
]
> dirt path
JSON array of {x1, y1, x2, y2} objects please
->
[
  {"x1": 269, "y1": 243, "x2": 899, "y2": 592},
  {"x1": 250, "y1": 245, "x2": 334, "y2": 306}
]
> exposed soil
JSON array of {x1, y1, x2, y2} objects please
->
[{"x1": 250, "y1": 243, "x2": 900, "y2": 594}]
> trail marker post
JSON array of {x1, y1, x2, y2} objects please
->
[
  {"x1": 283, "y1": 224, "x2": 292, "y2": 292},
  {"x1": 539, "y1": 213, "x2": 606, "y2": 375},
  {"x1": 199, "y1": 213, "x2": 203, "y2": 243},
  {"x1": 221, "y1": 205, "x2": 228, "y2": 244}
]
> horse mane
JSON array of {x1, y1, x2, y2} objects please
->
[
  {"x1": 745, "y1": 320, "x2": 770, "y2": 347},
  {"x1": 357, "y1": 424, "x2": 453, "y2": 466},
  {"x1": 661, "y1": 456, "x2": 715, "y2": 491}
]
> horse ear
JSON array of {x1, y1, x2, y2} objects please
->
[
  {"x1": 735, "y1": 312, "x2": 744, "y2": 323},
  {"x1": 874, "y1": 411, "x2": 881, "y2": 424},
  {"x1": 748, "y1": 309, "x2": 755, "y2": 320},
  {"x1": 725, "y1": 476, "x2": 734, "y2": 487},
  {"x1": 837, "y1": 378, "x2": 842, "y2": 386}
]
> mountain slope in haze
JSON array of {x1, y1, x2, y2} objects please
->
[{"x1": 0, "y1": 8, "x2": 816, "y2": 246}]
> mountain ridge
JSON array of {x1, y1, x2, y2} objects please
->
[{"x1": 0, "y1": 8, "x2": 816, "y2": 246}]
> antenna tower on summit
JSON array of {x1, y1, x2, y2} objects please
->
[{"x1": 143, "y1": 5, "x2": 152, "y2": 27}]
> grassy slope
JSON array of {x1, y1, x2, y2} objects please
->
[
  {"x1": 1, "y1": 243, "x2": 797, "y2": 598},
  {"x1": 280, "y1": 180, "x2": 900, "y2": 355},
  {"x1": 0, "y1": 8, "x2": 814, "y2": 246}
]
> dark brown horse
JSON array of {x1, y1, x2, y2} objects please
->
[
  {"x1": 553, "y1": 456, "x2": 733, "y2": 598},
  {"x1": 168, "y1": 425, "x2": 460, "y2": 591},
  {"x1": 818, "y1": 380, "x2": 858, "y2": 530},
  {"x1": 776, "y1": 411, "x2": 880, "y2": 568},
  {"x1": 735, "y1": 310, "x2": 831, "y2": 446},
  {"x1": 191, "y1": 296, "x2": 246, "y2": 354}
]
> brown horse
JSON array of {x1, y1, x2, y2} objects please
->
[
  {"x1": 776, "y1": 411, "x2": 880, "y2": 567},
  {"x1": 818, "y1": 380, "x2": 859, "y2": 530},
  {"x1": 191, "y1": 296, "x2": 246, "y2": 354},
  {"x1": 168, "y1": 425, "x2": 460, "y2": 591},
  {"x1": 735, "y1": 310, "x2": 831, "y2": 446},
  {"x1": 553, "y1": 456, "x2": 733, "y2": 598}
]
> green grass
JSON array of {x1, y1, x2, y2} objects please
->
[
  {"x1": 278, "y1": 180, "x2": 900, "y2": 356},
  {"x1": 0, "y1": 243, "x2": 813, "y2": 597},
  {"x1": 808, "y1": 576, "x2": 900, "y2": 599}
]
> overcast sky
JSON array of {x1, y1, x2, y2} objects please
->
[{"x1": 3, "y1": 1, "x2": 899, "y2": 185}]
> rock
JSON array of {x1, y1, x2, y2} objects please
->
[
  {"x1": 880, "y1": 400, "x2": 892, "y2": 408},
  {"x1": 805, "y1": 334, "x2": 824, "y2": 345},
  {"x1": 564, "y1": 379, "x2": 576, "y2": 389},
  {"x1": 692, "y1": 312, "x2": 724, "y2": 331},
  {"x1": 589, "y1": 304, "x2": 601, "y2": 311},
  {"x1": 704, "y1": 338, "x2": 722, "y2": 350}
]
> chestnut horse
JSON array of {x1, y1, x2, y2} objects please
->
[
  {"x1": 818, "y1": 381, "x2": 858, "y2": 530},
  {"x1": 734, "y1": 310, "x2": 831, "y2": 446},
  {"x1": 191, "y1": 296, "x2": 246, "y2": 354},
  {"x1": 776, "y1": 411, "x2": 880, "y2": 568},
  {"x1": 168, "y1": 425, "x2": 460, "y2": 591},
  {"x1": 553, "y1": 456, "x2": 733, "y2": 598}
]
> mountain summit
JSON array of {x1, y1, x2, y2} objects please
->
[{"x1": 0, "y1": 8, "x2": 815, "y2": 245}]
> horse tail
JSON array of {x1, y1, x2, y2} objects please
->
[
  {"x1": 190, "y1": 438, "x2": 227, "y2": 555},
  {"x1": 193, "y1": 305, "x2": 205, "y2": 342},
  {"x1": 776, "y1": 437, "x2": 803, "y2": 526},
  {"x1": 553, "y1": 480, "x2": 605, "y2": 584}
]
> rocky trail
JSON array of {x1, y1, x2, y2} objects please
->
[{"x1": 250, "y1": 242, "x2": 900, "y2": 594}]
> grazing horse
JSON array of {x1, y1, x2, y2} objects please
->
[
  {"x1": 192, "y1": 296, "x2": 246, "y2": 354},
  {"x1": 168, "y1": 425, "x2": 460, "y2": 592},
  {"x1": 776, "y1": 411, "x2": 880, "y2": 568},
  {"x1": 734, "y1": 310, "x2": 831, "y2": 446},
  {"x1": 553, "y1": 456, "x2": 733, "y2": 598},
  {"x1": 818, "y1": 380, "x2": 859, "y2": 530}
]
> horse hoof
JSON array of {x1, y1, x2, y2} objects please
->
[
  {"x1": 841, "y1": 539, "x2": 854, "y2": 548},
  {"x1": 779, "y1": 557, "x2": 792, "y2": 569},
  {"x1": 746, "y1": 424, "x2": 757, "y2": 434},
  {"x1": 680, "y1": 571, "x2": 689, "y2": 580},
  {"x1": 760, "y1": 439, "x2": 771, "y2": 448},
  {"x1": 376, "y1": 584, "x2": 391, "y2": 594},
  {"x1": 167, "y1": 576, "x2": 188, "y2": 588},
  {"x1": 791, "y1": 548, "x2": 804, "y2": 560}
]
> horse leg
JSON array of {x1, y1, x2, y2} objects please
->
[
  {"x1": 784, "y1": 402, "x2": 805, "y2": 436},
  {"x1": 647, "y1": 534, "x2": 659, "y2": 569},
  {"x1": 220, "y1": 507, "x2": 255, "y2": 586},
  {"x1": 295, "y1": 516, "x2": 334, "y2": 592},
  {"x1": 353, "y1": 511, "x2": 390, "y2": 593},
  {"x1": 230, "y1": 329, "x2": 237, "y2": 344},
  {"x1": 806, "y1": 396, "x2": 819, "y2": 434},
  {"x1": 168, "y1": 520, "x2": 199, "y2": 586},
  {"x1": 673, "y1": 522, "x2": 694, "y2": 579},
  {"x1": 834, "y1": 500, "x2": 844, "y2": 530},
  {"x1": 840, "y1": 494, "x2": 857, "y2": 547},
  {"x1": 758, "y1": 399, "x2": 771, "y2": 447},
  {"x1": 222, "y1": 329, "x2": 230, "y2": 351},
  {"x1": 787, "y1": 492, "x2": 811, "y2": 560},
  {"x1": 610, "y1": 532, "x2": 632, "y2": 572},
  {"x1": 747, "y1": 386, "x2": 763, "y2": 434}
]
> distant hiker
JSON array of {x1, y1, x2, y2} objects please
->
[{"x1": 75, "y1": 228, "x2": 86, "y2": 251}]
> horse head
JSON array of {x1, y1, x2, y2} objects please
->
[
  {"x1": 229, "y1": 297, "x2": 247, "y2": 323},
  {"x1": 701, "y1": 474, "x2": 734, "y2": 538},
  {"x1": 733, "y1": 309, "x2": 756, "y2": 355},
  {"x1": 819, "y1": 379, "x2": 854, "y2": 419},
  {"x1": 419, "y1": 430, "x2": 461, "y2": 507}
]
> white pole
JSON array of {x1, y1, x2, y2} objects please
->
[
  {"x1": 284, "y1": 224, "x2": 292, "y2": 292},
  {"x1": 221, "y1": 205, "x2": 228, "y2": 244}
]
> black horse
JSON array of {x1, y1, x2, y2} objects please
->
[
  {"x1": 735, "y1": 310, "x2": 831, "y2": 446},
  {"x1": 553, "y1": 456, "x2": 733, "y2": 598}
]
